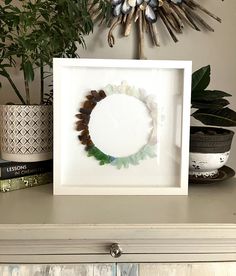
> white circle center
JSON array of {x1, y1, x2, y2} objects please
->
[{"x1": 89, "y1": 94, "x2": 152, "y2": 157}]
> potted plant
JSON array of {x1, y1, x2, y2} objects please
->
[
  {"x1": 189, "y1": 65, "x2": 236, "y2": 179},
  {"x1": 0, "y1": 0, "x2": 105, "y2": 162}
]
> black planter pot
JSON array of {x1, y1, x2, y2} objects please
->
[
  {"x1": 190, "y1": 126, "x2": 234, "y2": 153},
  {"x1": 189, "y1": 126, "x2": 234, "y2": 178}
]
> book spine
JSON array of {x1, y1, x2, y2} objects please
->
[
  {"x1": 0, "y1": 172, "x2": 53, "y2": 192},
  {"x1": 0, "y1": 161, "x2": 52, "y2": 180}
]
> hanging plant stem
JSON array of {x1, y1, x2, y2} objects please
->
[
  {"x1": 40, "y1": 60, "x2": 44, "y2": 105},
  {"x1": 23, "y1": 74, "x2": 30, "y2": 105},
  {"x1": 2, "y1": 68, "x2": 26, "y2": 104}
]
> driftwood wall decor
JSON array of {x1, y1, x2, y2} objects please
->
[{"x1": 89, "y1": 0, "x2": 221, "y2": 59}]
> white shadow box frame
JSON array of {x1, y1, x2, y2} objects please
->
[{"x1": 53, "y1": 59, "x2": 192, "y2": 195}]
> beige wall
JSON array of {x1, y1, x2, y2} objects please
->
[{"x1": 1, "y1": 0, "x2": 236, "y2": 168}]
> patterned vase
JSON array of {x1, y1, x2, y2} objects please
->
[{"x1": 0, "y1": 105, "x2": 53, "y2": 162}]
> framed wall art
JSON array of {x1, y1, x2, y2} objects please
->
[{"x1": 53, "y1": 59, "x2": 192, "y2": 195}]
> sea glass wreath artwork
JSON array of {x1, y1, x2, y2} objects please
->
[
  {"x1": 90, "y1": 0, "x2": 221, "y2": 59},
  {"x1": 76, "y1": 82, "x2": 157, "y2": 169}
]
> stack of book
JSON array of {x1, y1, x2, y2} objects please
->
[{"x1": 0, "y1": 159, "x2": 53, "y2": 192}]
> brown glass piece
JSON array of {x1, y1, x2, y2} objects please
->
[
  {"x1": 84, "y1": 118, "x2": 90, "y2": 124},
  {"x1": 83, "y1": 100, "x2": 96, "y2": 110},
  {"x1": 91, "y1": 90, "x2": 103, "y2": 101},
  {"x1": 99, "y1": 90, "x2": 106, "y2": 99},
  {"x1": 76, "y1": 89, "x2": 107, "y2": 148},
  {"x1": 80, "y1": 129, "x2": 89, "y2": 136},
  {"x1": 79, "y1": 108, "x2": 91, "y2": 115},
  {"x1": 76, "y1": 121, "x2": 88, "y2": 131},
  {"x1": 86, "y1": 94, "x2": 93, "y2": 100},
  {"x1": 86, "y1": 95, "x2": 97, "y2": 103},
  {"x1": 78, "y1": 135, "x2": 94, "y2": 147},
  {"x1": 76, "y1": 113, "x2": 90, "y2": 120},
  {"x1": 86, "y1": 139, "x2": 94, "y2": 147},
  {"x1": 78, "y1": 129, "x2": 89, "y2": 140},
  {"x1": 79, "y1": 135, "x2": 90, "y2": 145}
]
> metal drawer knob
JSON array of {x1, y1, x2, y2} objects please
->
[{"x1": 110, "y1": 243, "x2": 123, "y2": 258}]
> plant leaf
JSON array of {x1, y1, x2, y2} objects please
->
[
  {"x1": 192, "y1": 65, "x2": 210, "y2": 92},
  {"x1": 192, "y1": 108, "x2": 236, "y2": 127},
  {"x1": 0, "y1": 70, "x2": 10, "y2": 78},
  {"x1": 191, "y1": 99, "x2": 230, "y2": 109},
  {"x1": 22, "y1": 60, "x2": 34, "y2": 82},
  {"x1": 192, "y1": 90, "x2": 232, "y2": 101}
]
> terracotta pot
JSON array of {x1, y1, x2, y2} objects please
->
[
  {"x1": 189, "y1": 126, "x2": 234, "y2": 178},
  {"x1": 0, "y1": 105, "x2": 53, "y2": 162}
]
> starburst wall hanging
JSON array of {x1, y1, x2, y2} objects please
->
[{"x1": 88, "y1": 0, "x2": 221, "y2": 59}]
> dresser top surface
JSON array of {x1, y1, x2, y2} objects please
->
[{"x1": 0, "y1": 178, "x2": 236, "y2": 225}]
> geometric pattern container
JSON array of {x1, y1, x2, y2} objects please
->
[{"x1": 0, "y1": 105, "x2": 53, "y2": 162}]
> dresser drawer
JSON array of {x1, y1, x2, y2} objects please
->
[{"x1": 1, "y1": 224, "x2": 236, "y2": 263}]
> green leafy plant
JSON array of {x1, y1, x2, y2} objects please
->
[
  {"x1": 0, "y1": 0, "x2": 110, "y2": 105},
  {"x1": 191, "y1": 65, "x2": 236, "y2": 127}
]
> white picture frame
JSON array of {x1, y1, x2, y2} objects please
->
[{"x1": 53, "y1": 58, "x2": 192, "y2": 195}]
